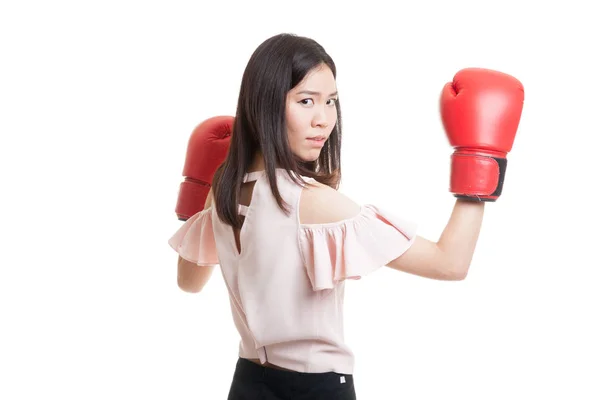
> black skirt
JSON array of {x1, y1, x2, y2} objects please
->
[{"x1": 227, "y1": 357, "x2": 357, "y2": 400}]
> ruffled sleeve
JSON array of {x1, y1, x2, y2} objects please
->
[
  {"x1": 168, "y1": 208, "x2": 219, "y2": 266},
  {"x1": 298, "y1": 204, "x2": 417, "y2": 290}
]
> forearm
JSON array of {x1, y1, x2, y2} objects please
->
[{"x1": 436, "y1": 199, "x2": 485, "y2": 275}]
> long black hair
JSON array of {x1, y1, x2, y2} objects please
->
[{"x1": 212, "y1": 33, "x2": 342, "y2": 229}]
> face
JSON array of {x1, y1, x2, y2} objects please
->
[{"x1": 286, "y1": 64, "x2": 338, "y2": 162}]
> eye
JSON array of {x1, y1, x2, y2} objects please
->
[
  {"x1": 327, "y1": 98, "x2": 338, "y2": 106},
  {"x1": 299, "y1": 98, "x2": 314, "y2": 106}
]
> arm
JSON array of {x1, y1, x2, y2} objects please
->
[
  {"x1": 387, "y1": 68, "x2": 523, "y2": 280},
  {"x1": 300, "y1": 181, "x2": 484, "y2": 281},
  {"x1": 177, "y1": 188, "x2": 216, "y2": 293},
  {"x1": 177, "y1": 256, "x2": 216, "y2": 293},
  {"x1": 386, "y1": 199, "x2": 485, "y2": 280}
]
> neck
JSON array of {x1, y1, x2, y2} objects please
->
[{"x1": 248, "y1": 151, "x2": 266, "y2": 172}]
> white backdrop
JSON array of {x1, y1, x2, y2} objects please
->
[{"x1": 2, "y1": 0, "x2": 599, "y2": 399}]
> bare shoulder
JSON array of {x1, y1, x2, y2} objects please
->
[{"x1": 299, "y1": 180, "x2": 361, "y2": 225}]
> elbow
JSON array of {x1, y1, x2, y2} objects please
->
[
  {"x1": 176, "y1": 256, "x2": 213, "y2": 293},
  {"x1": 436, "y1": 248, "x2": 470, "y2": 281},
  {"x1": 178, "y1": 284, "x2": 202, "y2": 294},
  {"x1": 448, "y1": 262, "x2": 470, "y2": 281},
  {"x1": 451, "y1": 269, "x2": 468, "y2": 281},
  {"x1": 177, "y1": 276, "x2": 204, "y2": 293}
]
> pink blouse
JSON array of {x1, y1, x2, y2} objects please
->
[{"x1": 168, "y1": 169, "x2": 417, "y2": 374}]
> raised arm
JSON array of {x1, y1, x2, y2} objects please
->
[
  {"x1": 386, "y1": 201, "x2": 484, "y2": 280},
  {"x1": 177, "y1": 189, "x2": 217, "y2": 293},
  {"x1": 388, "y1": 68, "x2": 524, "y2": 280},
  {"x1": 173, "y1": 116, "x2": 232, "y2": 293}
]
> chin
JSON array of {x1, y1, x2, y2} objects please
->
[{"x1": 298, "y1": 152, "x2": 321, "y2": 162}]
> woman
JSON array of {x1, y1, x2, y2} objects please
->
[{"x1": 169, "y1": 33, "x2": 494, "y2": 400}]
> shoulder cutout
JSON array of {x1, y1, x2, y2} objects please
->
[{"x1": 299, "y1": 180, "x2": 361, "y2": 225}]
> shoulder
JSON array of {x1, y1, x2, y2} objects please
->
[{"x1": 299, "y1": 179, "x2": 361, "y2": 225}]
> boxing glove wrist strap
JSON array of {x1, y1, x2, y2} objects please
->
[
  {"x1": 450, "y1": 153, "x2": 507, "y2": 202},
  {"x1": 175, "y1": 180, "x2": 211, "y2": 221}
]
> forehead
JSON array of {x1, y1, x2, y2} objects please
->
[{"x1": 294, "y1": 65, "x2": 337, "y2": 92}]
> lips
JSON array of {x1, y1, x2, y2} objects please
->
[{"x1": 307, "y1": 136, "x2": 326, "y2": 148}]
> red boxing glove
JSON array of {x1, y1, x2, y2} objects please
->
[
  {"x1": 175, "y1": 116, "x2": 233, "y2": 220},
  {"x1": 440, "y1": 68, "x2": 524, "y2": 201}
]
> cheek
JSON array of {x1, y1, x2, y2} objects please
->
[
  {"x1": 328, "y1": 107, "x2": 338, "y2": 125},
  {"x1": 287, "y1": 106, "x2": 310, "y2": 139}
]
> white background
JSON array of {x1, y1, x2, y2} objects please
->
[{"x1": 1, "y1": 1, "x2": 599, "y2": 399}]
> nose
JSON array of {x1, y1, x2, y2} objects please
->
[{"x1": 311, "y1": 107, "x2": 329, "y2": 128}]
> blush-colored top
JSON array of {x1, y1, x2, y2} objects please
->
[{"x1": 168, "y1": 168, "x2": 417, "y2": 374}]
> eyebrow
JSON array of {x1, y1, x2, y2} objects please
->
[{"x1": 296, "y1": 90, "x2": 338, "y2": 97}]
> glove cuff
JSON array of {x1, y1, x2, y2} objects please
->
[
  {"x1": 175, "y1": 179, "x2": 210, "y2": 221},
  {"x1": 450, "y1": 153, "x2": 507, "y2": 202}
]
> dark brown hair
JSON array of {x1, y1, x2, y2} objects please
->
[{"x1": 212, "y1": 33, "x2": 342, "y2": 229}]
